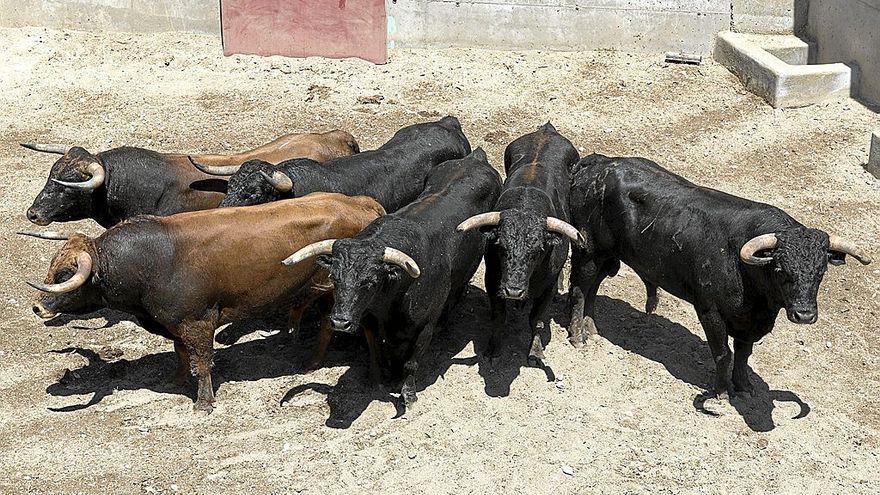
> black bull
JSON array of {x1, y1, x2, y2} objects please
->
[
  {"x1": 457, "y1": 123, "x2": 583, "y2": 365},
  {"x1": 567, "y1": 154, "x2": 872, "y2": 399},
  {"x1": 282, "y1": 148, "x2": 502, "y2": 406},
  {"x1": 212, "y1": 116, "x2": 472, "y2": 212}
]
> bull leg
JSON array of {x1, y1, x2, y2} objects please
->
[
  {"x1": 401, "y1": 322, "x2": 436, "y2": 407},
  {"x1": 697, "y1": 309, "x2": 732, "y2": 399},
  {"x1": 732, "y1": 339, "x2": 755, "y2": 397},
  {"x1": 286, "y1": 305, "x2": 307, "y2": 340},
  {"x1": 304, "y1": 315, "x2": 333, "y2": 371},
  {"x1": 527, "y1": 284, "x2": 555, "y2": 366},
  {"x1": 363, "y1": 323, "x2": 383, "y2": 386},
  {"x1": 172, "y1": 341, "x2": 191, "y2": 386},
  {"x1": 568, "y1": 254, "x2": 602, "y2": 347},
  {"x1": 175, "y1": 318, "x2": 218, "y2": 413},
  {"x1": 644, "y1": 281, "x2": 659, "y2": 314}
]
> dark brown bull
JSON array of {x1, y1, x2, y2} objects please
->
[
  {"x1": 25, "y1": 192, "x2": 384, "y2": 412},
  {"x1": 25, "y1": 130, "x2": 359, "y2": 227}
]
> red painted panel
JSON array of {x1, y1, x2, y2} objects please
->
[{"x1": 221, "y1": 0, "x2": 387, "y2": 64}]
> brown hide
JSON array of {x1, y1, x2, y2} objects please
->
[
  {"x1": 159, "y1": 191, "x2": 382, "y2": 325},
  {"x1": 183, "y1": 129, "x2": 359, "y2": 167},
  {"x1": 32, "y1": 191, "x2": 382, "y2": 412}
]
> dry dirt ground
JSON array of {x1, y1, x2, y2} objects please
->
[{"x1": 1, "y1": 27, "x2": 879, "y2": 495}]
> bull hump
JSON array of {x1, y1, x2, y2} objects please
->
[{"x1": 520, "y1": 132, "x2": 551, "y2": 183}]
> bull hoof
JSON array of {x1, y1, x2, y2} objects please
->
[
  {"x1": 193, "y1": 400, "x2": 214, "y2": 415},
  {"x1": 568, "y1": 333, "x2": 587, "y2": 348},
  {"x1": 402, "y1": 391, "x2": 418, "y2": 407},
  {"x1": 527, "y1": 353, "x2": 545, "y2": 367},
  {"x1": 645, "y1": 296, "x2": 658, "y2": 314}
]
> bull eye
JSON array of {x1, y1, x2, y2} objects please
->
[{"x1": 55, "y1": 268, "x2": 74, "y2": 283}]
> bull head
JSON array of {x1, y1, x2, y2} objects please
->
[
  {"x1": 21, "y1": 231, "x2": 102, "y2": 319},
  {"x1": 24, "y1": 145, "x2": 107, "y2": 225},
  {"x1": 457, "y1": 209, "x2": 583, "y2": 300},
  {"x1": 282, "y1": 238, "x2": 420, "y2": 333},
  {"x1": 218, "y1": 159, "x2": 295, "y2": 207},
  {"x1": 739, "y1": 227, "x2": 872, "y2": 324}
]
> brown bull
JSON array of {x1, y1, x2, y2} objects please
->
[
  {"x1": 25, "y1": 192, "x2": 384, "y2": 412},
  {"x1": 25, "y1": 129, "x2": 359, "y2": 227}
]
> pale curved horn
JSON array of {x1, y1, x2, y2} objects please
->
[
  {"x1": 456, "y1": 212, "x2": 501, "y2": 232},
  {"x1": 188, "y1": 156, "x2": 241, "y2": 176},
  {"x1": 17, "y1": 231, "x2": 70, "y2": 241},
  {"x1": 546, "y1": 217, "x2": 586, "y2": 247},
  {"x1": 259, "y1": 170, "x2": 294, "y2": 192},
  {"x1": 21, "y1": 143, "x2": 70, "y2": 154},
  {"x1": 740, "y1": 233, "x2": 778, "y2": 266},
  {"x1": 28, "y1": 252, "x2": 92, "y2": 293},
  {"x1": 282, "y1": 239, "x2": 336, "y2": 266},
  {"x1": 383, "y1": 247, "x2": 420, "y2": 278},
  {"x1": 51, "y1": 161, "x2": 105, "y2": 191},
  {"x1": 829, "y1": 235, "x2": 873, "y2": 265}
]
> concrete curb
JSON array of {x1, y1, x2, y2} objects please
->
[
  {"x1": 867, "y1": 132, "x2": 880, "y2": 179},
  {"x1": 714, "y1": 31, "x2": 851, "y2": 108}
]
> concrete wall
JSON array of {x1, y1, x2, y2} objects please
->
[
  {"x1": 804, "y1": 0, "x2": 880, "y2": 105},
  {"x1": 386, "y1": 0, "x2": 730, "y2": 55},
  {"x1": 0, "y1": 0, "x2": 220, "y2": 34},
  {"x1": 732, "y1": 0, "x2": 799, "y2": 34}
]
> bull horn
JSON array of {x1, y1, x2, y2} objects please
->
[
  {"x1": 383, "y1": 247, "x2": 420, "y2": 278},
  {"x1": 546, "y1": 217, "x2": 586, "y2": 247},
  {"x1": 282, "y1": 239, "x2": 336, "y2": 266},
  {"x1": 259, "y1": 170, "x2": 294, "y2": 193},
  {"x1": 829, "y1": 235, "x2": 873, "y2": 265},
  {"x1": 17, "y1": 231, "x2": 70, "y2": 241},
  {"x1": 51, "y1": 162, "x2": 105, "y2": 191},
  {"x1": 21, "y1": 143, "x2": 70, "y2": 155},
  {"x1": 740, "y1": 233, "x2": 778, "y2": 266},
  {"x1": 188, "y1": 156, "x2": 241, "y2": 176},
  {"x1": 456, "y1": 212, "x2": 501, "y2": 232},
  {"x1": 27, "y1": 252, "x2": 92, "y2": 293}
]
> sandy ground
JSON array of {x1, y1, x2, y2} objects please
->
[{"x1": 1, "y1": 27, "x2": 879, "y2": 494}]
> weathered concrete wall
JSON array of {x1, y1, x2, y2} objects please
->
[
  {"x1": 732, "y1": 0, "x2": 798, "y2": 34},
  {"x1": 0, "y1": 0, "x2": 220, "y2": 34},
  {"x1": 386, "y1": 1, "x2": 730, "y2": 55},
  {"x1": 804, "y1": 0, "x2": 880, "y2": 105}
]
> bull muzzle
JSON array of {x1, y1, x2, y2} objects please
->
[
  {"x1": 330, "y1": 316, "x2": 356, "y2": 334},
  {"x1": 501, "y1": 286, "x2": 528, "y2": 301},
  {"x1": 26, "y1": 207, "x2": 51, "y2": 226},
  {"x1": 32, "y1": 301, "x2": 57, "y2": 319},
  {"x1": 787, "y1": 307, "x2": 818, "y2": 325}
]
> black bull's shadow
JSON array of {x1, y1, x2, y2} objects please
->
[
  {"x1": 592, "y1": 295, "x2": 810, "y2": 432},
  {"x1": 44, "y1": 289, "x2": 808, "y2": 432}
]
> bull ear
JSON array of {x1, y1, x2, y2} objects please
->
[
  {"x1": 545, "y1": 231, "x2": 563, "y2": 246},
  {"x1": 828, "y1": 252, "x2": 846, "y2": 266},
  {"x1": 315, "y1": 254, "x2": 332, "y2": 269},
  {"x1": 385, "y1": 264, "x2": 404, "y2": 282}
]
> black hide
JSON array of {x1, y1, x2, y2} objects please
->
[
  {"x1": 482, "y1": 123, "x2": 579, "y2": 363},
  {"x1": 319, "y1": 148, "x2": 502, "y2": 405},
  {"x1": 220, "y1": 116, "x2": 472, "y2": 211}
]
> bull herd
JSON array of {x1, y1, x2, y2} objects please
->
[{"x1": 19, "y1": 117, "x2": 872, "y2": 413}]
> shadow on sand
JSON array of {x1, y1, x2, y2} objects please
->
[
  {"x1": 44, "y1": 289, "x2": 808, "y2": 432},
  {"x1": 593, "y1": 295, "x2": 809, "y2": 432}
]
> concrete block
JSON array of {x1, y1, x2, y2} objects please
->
[
  {"x1": 714, "y1": 31, "x2": 851, "y2": 108},
  {"x1": 867, "y1": 132, "x2": 880, "y2": 179}
]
